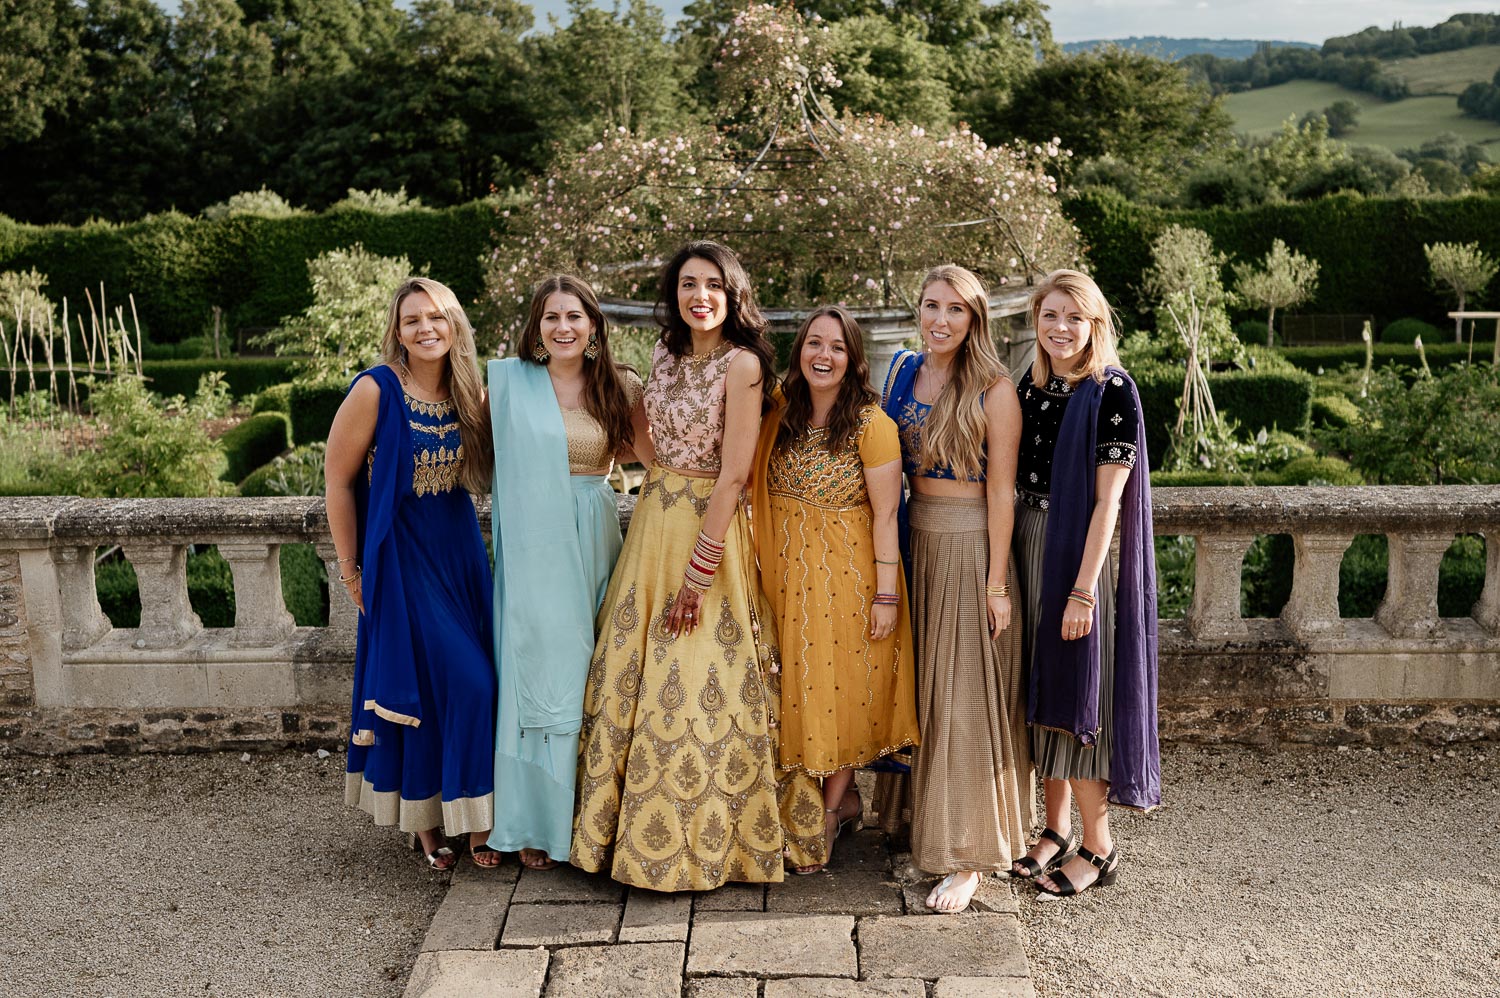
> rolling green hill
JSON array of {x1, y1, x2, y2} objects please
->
[
  {"x1": 1222, "y1": 80, "x2": 1500, "y2": 158},
  {"x1": 1388, "y1": 44, "x2": 1500, "y2": 95}
]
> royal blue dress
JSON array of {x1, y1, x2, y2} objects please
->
[{"x1": 343, "y1": 364, "x2": 497, "y2": 835}]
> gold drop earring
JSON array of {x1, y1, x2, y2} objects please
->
[{"x1": 584, "y1": 333, "x2": 600, "y2": 361}]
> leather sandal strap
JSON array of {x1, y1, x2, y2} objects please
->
[
  {"x1": 1045, "y1": 868, "x2": 1079, "y2": 897},
  {"x1": 1077, "y1": 846, "x2": 1112, "y2": 870},
  {"x1": 1013, "y1": 856, "x2": 1043, "y2": 878},
  {"x1": 1039, "y1": 827, "x2": 1071, "y2": 850}
]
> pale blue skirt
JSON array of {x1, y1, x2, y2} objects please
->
[{"x1": 488, "y1": 475, "x2": 622, "y2": 860}]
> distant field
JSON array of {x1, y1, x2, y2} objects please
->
[
  {"x1": 1222, "y1": 80, "x2": 1500, "y2": 158},
  {"x1": 1387, "y1": 44, "x2": 1500, "y2": 95}
]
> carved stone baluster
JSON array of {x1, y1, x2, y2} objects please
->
[
  {"x1": 1189, "y1": 534, "x2": 1253, "y2": 640},
  {"x1": 315, "y1": 541, "x2": 359, "y2": 639},
  {"x1": 1375, "y1": 532, "x2": 1453, "y2": 638},
  {"x1": 53, "y1": 545, "x2": 112, "y2": 651},
  {"x1": 216, "y1": 541, "x2": 296, "y2": 647},
  {"x1": 1282, "y1": 532, "x2": 1353, "y2": 641},
  {"x1": 121, "y1": 543, "x2": 201, "y2": 648},
  {"x1": 1471, "y1": 528, "x2": 1499, "y2": 634}
]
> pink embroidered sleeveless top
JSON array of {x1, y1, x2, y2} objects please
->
[{"x1": 644, "y1": 339, "x2": 743, "y2": 474}]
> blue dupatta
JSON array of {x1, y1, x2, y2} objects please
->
[
  {"x1": 349, "y1": 364, "x2": 421, "y2": 744},
  {"x1": 487, "y1": 358, "x2": 595, "y2": 734},
  {"x1": 1028, "y1": 366, "x2": 1161, "y2": 811}
]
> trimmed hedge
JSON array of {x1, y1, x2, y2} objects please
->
[
  {"x1": 1380, "y1": 317, "x2": 1442, "y2": 345},
  {"x1": 0, "y1": 199, "x2": 512, "y2": 344},
  {"x1": 1067, "y1": 189, "x2": 1500, "y2": 332},
  {"x1": 219, "y1": 412, "x2": 291, "y2": 483},
  {"x1": 1309, "y1": 394, "x2": 1361, "y2": 430},
  {"x1": 289, "y1": 382, "x2": 346, "y2": 445},
  {"x1": 1278, "y1": 342, "x2": 1493, "y2": 374},
  {"x1": 0, "y1": 357, "x2": 295, "y2": 404},
  {"x1": 1133, "y1": 366, "x2": 1315, "y2": 463},
  {"x1": 251, "y1": 382, "x2": 294, "y2": 414}
]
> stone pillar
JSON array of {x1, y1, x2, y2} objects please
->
[
  {"x1": 1471, "y1": 528, "x2": 1499, "y2": 634},
  {"x1": 315, "y1": 541, "x2": 360, "y2": 640},
  {"x1": 217, "y1": 541, "x2": 296, "y2": 647},
  {"x1": 1375, "y1": 531, "x2": 1453, "y2": 638},
  {"x1": 0, "y1": 548, "x2": 33, "y2": 707},
  {"x1": 1282, "y1": 532, "x2": 1352, "y2": 641},
  {"x1": 1189, "y1": 534, "x2": 1253, "y2": 640},
  {"x1": 53, "y1": 545, "x2": 112, "y2": 651},
  {"x1": 864, "y1": 325, "x2": 916, "y2": 395},
  {"x1": 121, "y1": 543, "x2": 201, "y2": 648}
]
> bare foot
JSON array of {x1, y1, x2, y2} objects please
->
[
  {"x1": 519, "y1": 848, "x2": 558, "y2": 870},
  {"x1": 926, "y1": 871, "x2": 981, "y2": 913}
]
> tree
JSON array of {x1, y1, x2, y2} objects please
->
[
  {"x1": 1425, "y1": 241, "x2": 1499, "y2": 342},
  {"x1": 254, "y1": 244, "x2": 412, "y2": 383},
  {"x1": 996, "y1": 46, "x2": 1233, "y2": 196},
  {"x1": 1321, "y1": 99, "x2": 1360, "y2": 137},
  {"x1": 0, "y1": 0, "x2": 86, "y2": 146},
  {"x1": 1232, "y1": 239, "x2": 1320, "y2": 347},
  {"x1": 825, "y1": 14, "x2": 953, "y2": 129}
]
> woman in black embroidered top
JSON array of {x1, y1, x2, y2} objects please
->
[{"x1": 1009, "y1": 268, "x2": 1155, "y2": 900}]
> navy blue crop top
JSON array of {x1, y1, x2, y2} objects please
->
[{"x1": 882, "y1": 351, "x2": 986, "y2": 483}]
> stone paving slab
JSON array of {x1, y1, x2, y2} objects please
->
[
  {"x1": 451, "y1": 852, "x2": 523, "y2": 887},
  {"x1": 934, "y1": 976, "x2": 1037, "y2": 997},
  {"x1": 619, "y1": 887, "x2": 692, "y2": 942},
  {"x1": 688, "y1": 912, "x2": 858, "y2": 978},
  {"x1": 764, "y1": 977, "x2": 926, "y2": 997},
  {"x1": 509, "y1": 863, "x2": 626, "y2": 904},
  {"x1": 767, "y1": 871, "x2": 904, "y2": 917},
  {"x1": 825, "y1": 828, "x2": 892, "y2": 873},
  {"x1": 900, "y1": 877, "x2": 1019, "y2": 916},
  {"x1": 693, "y1": 881, "x2": 767, "y2": 911},
  {"x1": 857, "y1": 914, "x2": 1029, "y2": 980},
  {"x1": 686, "y1": 979, "x2": 760, "y2": 998},
  {"x1": 420, "y1": 879, "x2": 515, "y2": 952},
  {"x1": 499, "y1": 903, "x2": 621, "y2": 947},
  {"x1": 543, "y1": 942, "x2": 685, "y2": 997},
  {"x1": 404, "y1": 948, "x2": 549, "y2": 998}
]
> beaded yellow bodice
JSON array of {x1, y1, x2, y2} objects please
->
[
  {"x1": 766, "y1": 413, "x2": 875, "y2": 511},
  {"x1": 559, "y1": 370, "x2": 643, "y2": 476}
]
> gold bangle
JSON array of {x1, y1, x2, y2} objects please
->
[
  {"x1": 338, "y1": 567, "x2": 361, "y2": 584},
  {"x1": 985, "y1": 585, "x2": 1010, "y2": 598}
]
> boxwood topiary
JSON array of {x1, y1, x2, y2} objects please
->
[
  {"x1": 1380, "y1": 317, "x2": 1443, "y2": 345},
  {"x1": 251, "y1": 382, "x2": 294, "y2": 414},
  {"x1": 288, "y1": 382, "x2": 346, "y2": 445},
  {"x1": 219, "y1": 411, "x2": 291, "y2": 483}
]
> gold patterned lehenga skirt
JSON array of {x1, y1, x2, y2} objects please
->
[{"x1": 570, "y1": 468, "x2": 824, "y2": 890}]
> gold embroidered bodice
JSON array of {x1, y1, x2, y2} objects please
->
[
  {"x1": 644, "y1": 339, "x2": 742, "y2": 474},
  {"x1": 405, "y1": 391, "x2": 463, "y2": 496},
  {"x1": 766, "y1": 410, "x2": 879, "y2": 510},
  {"x1": 560, "y1": 370, "x2": 643, "y2": 476}
]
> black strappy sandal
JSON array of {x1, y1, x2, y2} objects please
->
[
  {"x1": 1009, "y1": 827, "x2": 1077, "y2": 880},
  {"x1": 470, "y1": 843, "x2": 503, "y2": 869},
  {"x1": 1036, "y1": 845, "x2": 1119, "y2": 901}
]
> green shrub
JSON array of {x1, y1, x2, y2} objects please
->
[
  {"x1": 1380, "y1": 317, "x2": 1443, "y2": 345},
  {"x1": 1340, "y1": 535, "x2": 1387, "y2": 617},
  {"x1": 240, "y1": 443, "x2": 326, "y2": 497},
  {"x1": 1279, "y1": 341, "x2": 1489, "y2": 375},
  {"x1": 251, "y1": 382, "x2": 293, "y2": 414},
  {"x1": 1277, "y1": 454, "x2": 1363, "y2": 485},
  {"x1": 281, "y1": 543, "x2": 329, "y2": 626},
  {"x1": 1131, "y1": 364, "x2": 1313, "y2": 464},
  {"x1": 1150, "y1": 468, "x2": 1267, "y2": 487},
  {"x1": 1310, "y1": 393, "x2": 1360, "y2": 430},
  {"x1": 1234, "y1": 319, "x2": 1271, "y2": 346},
  {"x1": 1440, "y1": 535, "x2": 1486, "y2": 618},
  {"x1": 219, "y1": 412, "x2": 291, "y2": 483},
  {"x1": 1242, "y1": 533, "x2": 1293, "y2": 618},
  {"x1": 142, "y1": 357, "x2": 296, "y2": 400},
  {"x1": 288, "y1": 382, "x2": 345, "y2": 444}
]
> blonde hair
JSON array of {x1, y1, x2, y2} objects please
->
[
  {"x1": 1027, "y1": 269, "x2": 1122, "y2": 387},
  {"x1": 380, "y1": 277, "x2": 494, "y2": 494},
  {"x1": 917, "y1": 264, "x2": 1006, "y2": 482}
]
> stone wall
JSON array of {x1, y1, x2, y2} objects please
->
[{"x1": 1, "y1": 487, "x2": 1496, "y2": 754}]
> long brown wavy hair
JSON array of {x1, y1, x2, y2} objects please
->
[
  {"x1": 379, "y1": 277, "x2": 493, "y2": 494},
  {"x1": 654, "y1": 240, "x2": 776, "y2": 414},
  {"x1": 517, "y1": 274, "x2": 636, "y2": 457},
  {"x1": 915, "y1": 264, "x2": 1006, "y2": 482},
  {"x1": 777, "y1": 305, "x2": 875, "y2": 455},
  {"x1": 1028, "y1": 268, "x2": 1122, "y2": 386}
]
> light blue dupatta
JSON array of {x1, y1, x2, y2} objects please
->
[{"x1": 488, "y1": 357, "x2": 594, "y2": 735}]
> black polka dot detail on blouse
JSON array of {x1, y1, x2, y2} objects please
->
[{"x1": 1015, "y1": 369, "x2": 1138, "y2": 511}]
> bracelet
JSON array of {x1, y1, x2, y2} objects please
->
[
  {"x1": 336, "y1": 555, "x2": 356, "y2": 565},
  {"x1": 872, "y1": 592, "x2": 900, "y2": 606},
  {"x1": 985, "y1": 585, "x2": 1010, "y2": 598},
  {"x1": 338, "y1": 567, "x2": 362, "y2": 584},
  {"x1": 874, "y1": 557, "x2": 899, "y2": 565},
  {"x1": 684, "y1": 531, "x2": 725, "y2": 593},
  {"x1": 1068, "y1": 587, "x2": 1096, "y2": 608}
]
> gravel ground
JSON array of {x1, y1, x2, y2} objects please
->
[
  {"x1": 1019, "y1": 742, "x2": 1500, "y2": 998},
  {"x1": 2, "y1": 743, "x2": 1496, "y2": 998},
  {"x1": 0, "y1": 748, "x2": 443, "y2": 998}
]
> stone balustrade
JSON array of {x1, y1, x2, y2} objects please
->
[{"x1": 1, "y1": 485, "x2": 1496, "y2": 753}]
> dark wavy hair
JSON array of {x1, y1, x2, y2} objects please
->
[
  {"x1": 518, "y1": 274, "x2": 635, "y2": 457},
  {"x1": 654, "y1": 240, "x2": 776, "y2": 414},
  {"x1": 777, "y1": 305, "x2": 875, "y2": 455}
]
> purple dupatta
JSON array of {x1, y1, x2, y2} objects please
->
[{"x1": 1027, "y1": 366, "x2": 1161, "y2": 810}]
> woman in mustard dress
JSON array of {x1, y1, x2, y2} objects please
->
[
  {"x1": 752, "y1": 306, "x2": 919, "y2": 873},
  {"x1": 570, "y1": 241, "x2": 824, "y2": 890}
]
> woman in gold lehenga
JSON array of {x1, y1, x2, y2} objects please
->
[
  {"x1": 752, "y1": 306, "x2": 920, "y2": 874},
  {"x1": 570, "y1": 241, "x2": 824, "y2": 890}
]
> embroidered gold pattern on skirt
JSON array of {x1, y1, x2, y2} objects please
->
[{"x1": 571, "y1": 467, "x2": 825, "y2": 890}]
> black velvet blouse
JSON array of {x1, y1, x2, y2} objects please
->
[{"x1": 1015, "y1": 367, "x2": 1138, "y2": 511}]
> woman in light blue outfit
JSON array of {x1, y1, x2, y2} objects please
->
[{"x1": 487, "y1": 274, "x2": 652, "y2": 869}]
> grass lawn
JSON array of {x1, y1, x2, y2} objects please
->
[
  {"x1": 1223, "y1": 80, "x2": 1500, "y2": 158},
  {"x1": 1387, "y1": 44, "x2": 1500, "y2": 96}
]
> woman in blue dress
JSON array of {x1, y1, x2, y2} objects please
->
[
  {"x1": 487, "y1": 275, "x2": 651, "y2": 869},
  {"x1": 325, "y1": 277, "x2": 499, "y2": 871}
]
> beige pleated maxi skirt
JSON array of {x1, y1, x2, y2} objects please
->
[{"x1": 875, "y1": 493, "x2": 1035, "y2": 874}]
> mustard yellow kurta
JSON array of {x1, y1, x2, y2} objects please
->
[{"x1": 754, "y1": 405, "x2": 920, "y2": 776}]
